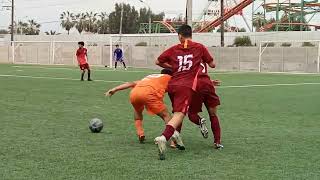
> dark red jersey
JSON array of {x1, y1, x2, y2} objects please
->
[
  {"x1": 158, "y1": 40, "x2": 213, "y2": 89},
  {"x1": 76, "y1": 48, "x2": 88, "y2": 65}
]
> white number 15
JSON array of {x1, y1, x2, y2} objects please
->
[{"x1": 178, "y1": 54, "x2": 193, "y2": 72}]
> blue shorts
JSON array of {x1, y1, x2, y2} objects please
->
[{"x1": 116, "y1": 58, "x2": 123, "y2": 62}]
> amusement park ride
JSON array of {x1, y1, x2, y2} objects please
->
[{"x1": 138, "y1": 0, "x2": 320, "y2": 33}]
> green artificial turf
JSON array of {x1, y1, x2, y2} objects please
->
[{"x1": 0, "y1": 64, "x2": 319, "y2": 179}]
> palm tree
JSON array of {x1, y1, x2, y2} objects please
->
[
  {"x1": 60, "y1": 11, "x2": 75, "y2": 35},
  {"x1": 75, "y1": 13, "x2": 86, "y2": 34},
  {"x1": 97, "y1": 12, "x2": 109, "y2": 34},
  {"x1": 27, "y1": 19, "x2": 41, "y2": 35},
  {"x1": 17, "y1": 21, "x2": 28, "y2": 35},
  {"x1": 45, "y1": 30, "x2": 60, "y2": 35},
  {"x1": 85, "y1": 12, "x2": 98, "y2": 33},
  {"x1": 253, "y1": 12, "x2": 266, "y2": 31}
]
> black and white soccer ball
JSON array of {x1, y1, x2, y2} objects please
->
[{"x1": 89, "y1": 118, "x2": 104, "y2": 133}]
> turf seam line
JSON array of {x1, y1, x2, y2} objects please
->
[{"x1": 1, "y1": 74, "x2": 320, "y2": 88}]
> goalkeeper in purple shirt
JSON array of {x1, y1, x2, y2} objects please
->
[{"x1": 114, "y1": 45, "x2": 127, "y2": 70}]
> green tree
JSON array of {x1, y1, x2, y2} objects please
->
[
  {"x1": 45, "y1": 30, "x2": 60, "y2": 35},
  {"x1": 60, "y1": 11, "x2": 75, "y2": 35},
  {"x1": 85, "y1": 12, "x2": 98, "y2": 33},
  {"x1": 253, "y1": 12, "x2": 266, "y2": 31},
  {"x1": 75, "y1": 13, "x2": 86, "y2": 34},
  {"x1": 0, "y1": 29, "x2": 8, "y2": 34},
  {"x1": 26, "y1": 20, "x2": 41, "y2": 35},
  {"x1": 97, "y1": 12, "x2": 109, "y2": 34},
  {"x1": 109, "y1": 3, "x2": 139, "y2": 34}
]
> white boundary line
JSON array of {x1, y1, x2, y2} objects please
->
[
  {"x1": 1, "y1": 74, "x2": 320, "y2": 88},
  {"x1": 10, "y1": 65, "x2": 320, "y2": 76},
  {"x1": 0, "y1": 74, "x2": 125, "y2": 83}
]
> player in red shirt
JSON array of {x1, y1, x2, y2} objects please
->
[
  {"x1": 76, "y1": 41, "x2": 92, "y2": 81},
  {"x1": 154, "y1": 25, "x2": 216, "y2": 160},
  {"x1": 186, "y1": 62, "x2": 223, "y2": 149}
]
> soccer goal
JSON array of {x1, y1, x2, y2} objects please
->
[
  {"x1": 258, "y1": 40, "x2": 320, "y2": 73},
  {"x1": 108, "y1": 34, "x2": 177, "y2": 69}
]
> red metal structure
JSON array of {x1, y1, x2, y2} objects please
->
[{"x1": 198, "y1": 0, "x2": 254, "y2": 32}]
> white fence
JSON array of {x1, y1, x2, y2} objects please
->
[{"x1": 1, "y1": 39, "x2": 320, "y2": 73}]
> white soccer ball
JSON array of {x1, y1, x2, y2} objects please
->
[{"x1": 89, "y1": 118, "x2": 104, "y2": 133}]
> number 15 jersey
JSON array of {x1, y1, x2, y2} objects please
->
[{"x1": 157, "y1": 40, "x2": 213, "y2": 89}]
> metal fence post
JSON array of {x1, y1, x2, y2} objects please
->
[{"x1": 317, "y1": 41, "x2": 320, "y2": 73}]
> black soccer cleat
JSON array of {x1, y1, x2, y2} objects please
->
[
  {"x1": 139, "y1": 135, "x2": 145, "y2": 144},
  {"x1": 88, "y1": 79, "x2": 93, "y2": 81}
]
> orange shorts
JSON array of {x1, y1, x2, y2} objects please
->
[{"x1": 129, "y1": 86, "x2": 166, "y2": 115}]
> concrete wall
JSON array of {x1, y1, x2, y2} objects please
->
[
  {"x1": 0, "y1": 44, "x2": 319, "y2": 73},
  {"x1": 3, "y1": 31, "x2": 320, "y2": 47}
]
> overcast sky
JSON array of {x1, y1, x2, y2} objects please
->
[{"x1": 0, "y1": 0, "x2": 319, "y2": 33}]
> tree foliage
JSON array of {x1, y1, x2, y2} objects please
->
[{"x1": 60, "y1": 3, "x2": 165, "y2": 34}]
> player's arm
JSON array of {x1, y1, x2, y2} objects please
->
[
  {"x1": 105, "y1": 81, "x2": 137, "y2": 97},
  {"x1": 202, "y1": 46, "x2": 216, "y2": 68},
  {"x1": 212, "y1": 79, "x2": 221, "y2": 86},
  {"x1": 156, "y1": 48, "x2": 172, "y2": 68}
]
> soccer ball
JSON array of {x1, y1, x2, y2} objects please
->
[{"x1": 89, "y1": 118, "x2": 104, "y2": 133}]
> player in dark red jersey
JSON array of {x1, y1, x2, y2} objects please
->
[
  {"x1": 76, "y1": 41, "x2": 92, "y2": 81},
  {"x1": 154, "y1": 25, "x2": 216, "y2": 160},
  {"x1": 187, "y1": 62, "x2": 223, "y2": 149}
]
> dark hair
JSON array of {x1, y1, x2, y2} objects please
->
[
  {"x1": 178, "y1": 24, "x2": 192, "y2": 38},
  {"x1": 78, "y1": 41, "x2": 85, "y2": 46},
  {"x1": 116, "y1": 44, "x2": 119, "y2": 47},
  {"x1": 161, "y1": 68, "x2": 173, "y2": 75}
]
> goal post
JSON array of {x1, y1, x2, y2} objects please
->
[
  {"x1": 258, "y1": 40, "x2": 320, "y2": 73},
  {"x1": 108, "y1": 34, "x2": 177, "y2": 69}
]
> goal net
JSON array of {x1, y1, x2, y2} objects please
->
[
  {"x1": 259, "y1": 40, "x2": 320, "y2": 73},
  {"x1": 108, "y1": 34, "x2": 176, "y2": 69}
]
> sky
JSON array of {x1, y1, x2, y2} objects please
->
[{"x1": 0, "y1": 0, "x2": 319, "y2": 33}]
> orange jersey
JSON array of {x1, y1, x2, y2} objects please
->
[
  {"x1": 135, "y1": 74, "x2": 171, "y2": 99},
  {"x1": 130, "y1": 74, "x2": 171, "y2": 115},
  {"x1": 76, "y1": 48, "x2": 88, "y2": 65}
]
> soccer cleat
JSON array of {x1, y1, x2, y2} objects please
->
[
  {"x1": 214, "y1": 143, "x2": 224, "y2": 150},
  {"x1": 81, "y1": 79, "x2": 84, "y2": 81},
  {"x1": 154, "y1": 136, "x2": 167, "y2": 160},
  {"x1": 172, "y1": 131, "x2": 185, "y2": 150},
  {"x1": 138, "y1": 135, "x2": 145, "y2": 144},
  {"x1": 199, "y1": 118, "x2": 209, "y2": 139},
  {"x1": 88, "y1": 79, "x2": 93, "y2": 81}
]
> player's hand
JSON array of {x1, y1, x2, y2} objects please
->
[
  {"x1": 212, "y1": 79, "x2": 221, "y2": 86},
  {"x1": 105, "y1": 89, "x2": 116, "y2": 97}
]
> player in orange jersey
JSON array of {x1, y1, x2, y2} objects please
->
[
  {"x1": 76, "y1": 42, "x2": 92, "y2": 81},
  {"x1": 105, "y1": 69, "x2": 180, "y2": 144}
]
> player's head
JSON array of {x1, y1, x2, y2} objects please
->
[
  {"x1": 116, "y1": 44, "x2": 119, "y2": 48},
  {"x1": 78, "y1": 41, "x2": 85, "y2": 48},
  {"x1": 161, "y1": 68, "x2": 173, "y2": 76},
  {"x1": 178, "y1": 24, "x2": 192, "y2": 43}
]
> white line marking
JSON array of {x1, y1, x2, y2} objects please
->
[
  {"x1": 218, "y1": 82, "x2": 320, "y2": 89},
  {"x1": 0, "y1": 74, "x2": 125, "y2": 83},
  {"x1": 1, "y1": 74, "x2": 320, "y2": 88},
  {"x1": 10, "y1": 65, "x2": 320, "y2": 76},
  {"x1": 11, "y1": 65, "x2": 155, "y2": 73}
]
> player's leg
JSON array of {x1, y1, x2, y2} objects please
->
[
  {"x1": 130, "y1": 89, "x2": 146, "y2": 143},
  {"x1": 121, "y1": 59, "x2": 127, "y2": 70},
  {"x1": 114, "y1": 61, "x2": 118, "y2": 69},
  {"x1": 206, "y1": 105, "x2": 223, "y2": 149},
  {"x1": 133, "y1": 109, "x2": 145, "y2": 143},
  {"x1": 188, "y1": 93, "x2": 209, "y2": 138},
  {"x1": 86, "y1": 64, "x2": 92, "y2": 81},
  {"x1": 203, "y1": 83, "x2": 223, "y2": 149},
  {"x1": 81, "y1": 70, "x2": 85, "y2": 81},
  {"x1": 154, "y1": 86, "x2": 192, "y2": 159}
]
